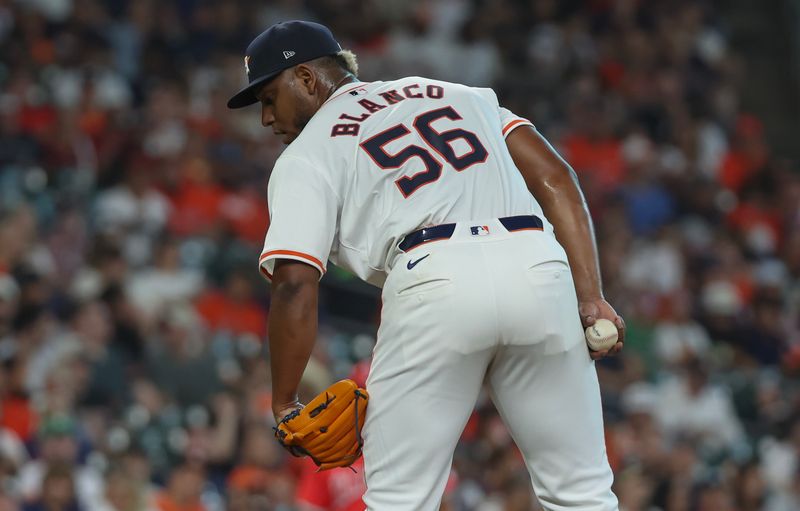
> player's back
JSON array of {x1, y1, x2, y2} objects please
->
[{"x1": 279, "y1": 77, "x2": 554, "y2": 285}]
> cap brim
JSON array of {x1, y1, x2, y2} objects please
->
[{"x1": 227, "y1": 71, "x2": 281, "y2": 109}]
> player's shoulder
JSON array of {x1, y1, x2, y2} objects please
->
[
  {"x1": 377, "y1": 76, "x2": 478, "y2": 93},
  {"x1": 280, "y1": 108, "x2": 344, "y2": 162},
  {"x1": 268, "y1": 151, "x2": 307, "y2": 185},
  {"x1": 274, "y1": 131, "x2": 343, "y2": 190},
  {"x1": 388, "y1": 76, "x2": 500, "y2": 105},
  {"x1": 268, "y1": 148, "x2": 340, "y2": 198}
]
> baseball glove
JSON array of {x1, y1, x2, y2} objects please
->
[{"x1": 274, "y1": 379, "x2": 369, "y2": 470}]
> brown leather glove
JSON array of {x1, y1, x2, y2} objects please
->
[{"x1": 274, "y1": 379, "x2": 369, "y2": 470}]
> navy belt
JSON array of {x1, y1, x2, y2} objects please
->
[{"x1": 398, "y1": 215, "x2": 543, "y2": 252}]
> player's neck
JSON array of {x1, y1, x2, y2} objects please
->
[{"x1": 328, "y1": 74, "x2": 358, "y2": 99}]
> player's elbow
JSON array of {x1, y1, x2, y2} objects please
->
[
  {"x1": 271, "y1": 279, "x2": 315, "y2": 306},
  {"x1": 506, "y1": 127, "x2": 583, "y2": 202},
  {"x1": 533, "y1": 159, "x2": 577, "y2": 189},
  {"x1": 270, "y1": 259, "x2": 320, "y2": 305}
]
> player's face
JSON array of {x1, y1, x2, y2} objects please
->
[{"x1": 256, "y1": 70, "x2": 317, "y2": 145}]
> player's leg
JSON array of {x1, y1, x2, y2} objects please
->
[
  {"x1": 362, "y1": 345, "x2": 490, "y2": 510},
  {"x1": 361, "y1": 244, "x2": 495, "y2": 511},
  {"x1": 486, "y1": 237, "x2": 618, "y2": 510},
  {"x1": 488, "y1": 343, "x2": 617, "y2": 510}
]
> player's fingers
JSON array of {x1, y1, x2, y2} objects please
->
[
  {"x1": 578, "y1": 302, "x2": 599, "y2": 327},
  {"x1": 609, "y1": 341, "x2": 624, "y2": 355},
  {"x1": 588, "y1": 348, "x2": 608, "y2": 360},
  {"x1": 614, "y1": 315, "x2": 626, "y2": 343}
]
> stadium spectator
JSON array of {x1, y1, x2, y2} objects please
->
[
  {"x1": 0, "y1": 0, "x2": 797, "y2": 508},
  {"x1": 153, "y1": 464, "x2": 207, "y2": 511},
  {"x1": 21, "y1": 464, "x2": 82, "y2": 511},
  {"x1": 17, "y1": 416, "x2": 102, "y2": 509}
]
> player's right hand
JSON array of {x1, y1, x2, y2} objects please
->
[{"x1": 578, "y1": 298, "x2": 625, "y2": 360}]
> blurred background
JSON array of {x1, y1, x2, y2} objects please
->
[{"x1": 0, "y1": 0, "x2": 799, "y2": 510}]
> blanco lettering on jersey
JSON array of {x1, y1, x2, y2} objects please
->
[{"x1": 331, "y1": 83, "x2": 445, "y2": 138}]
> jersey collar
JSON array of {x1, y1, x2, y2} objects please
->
[{"x1": 322, "y1": 81, "x2": 368, "y2": 107}]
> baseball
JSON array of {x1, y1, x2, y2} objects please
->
[{"x1": 585, "y1": 319, "x2": 618, "y2": 351}]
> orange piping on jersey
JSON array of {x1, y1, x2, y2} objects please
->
[
  {"x1": 502, "y1": 119, "x2": 530, "y2": 136},
  {"x1": 508, "y1": 227, "x2": 544, "y2": 232},
  {"x1": 259, "y1": 250, "x2": 326, "y2": 277}
]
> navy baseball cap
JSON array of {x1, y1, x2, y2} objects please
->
[{"x1": 227, "y1": 21, "x2": 342, "y2": 109}]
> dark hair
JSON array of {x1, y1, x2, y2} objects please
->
[
  {"x1": 315, "y1": 50, "x2": 359, "y2": 77},
  {"x1": 12, "y1": 304, "x2": 45, "y2": 333}
]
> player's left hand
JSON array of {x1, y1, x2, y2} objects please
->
[
  {"x1": 273, "y1": 380, "x2": 369, "y2": 470},
  {"x1": 579, "y1": 298, "x2": 625, "y2": 360}
]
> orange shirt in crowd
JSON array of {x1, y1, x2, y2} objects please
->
[
  {"x1": 0, "y1": 396, "x2": 38, "y2": 442},
  {"x1": 560, "y1": 135, "x2": 625, "y2": 190},
  {"x1": 718, "y1": 114, "x2": 769, "y2": 192},
  {"x1": 227, "y1": 465, "x2": 273, "y2": 491},
  {"x1": 718, "y1": 151, "x2": 759, "y2": 193},
  {"x1": 727, "y1": 202, "x2": 783, "y2": 246},
  {"x1": 154, "y1": 492, "x2": 207, "y2": 511},
  {"x1": 168, "y1": 181, "x2": 226, "y2": 236},
  {"x1": 219, "y1": 190, "x2": 268, "y2": 246},
  {"x1": 194, "y1": 291, "x2": 266, "y2": 338},
  {"x1": 156, "y1": 492, "x2": 208, "y2": 511},
  {"x1": 17, "y1": 104, "x2": 57, "y2": 136}
]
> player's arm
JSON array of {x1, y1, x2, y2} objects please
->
[
  {"x1": 269, "y1": 259, "x2": 321, "y2": 420},
  {"x1": 505, "y1": 125, "x2": 624, "y2": 358},
  {"x1": 260, "y1": 155, "x2": 338, "y2": 417}
]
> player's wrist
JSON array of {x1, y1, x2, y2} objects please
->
[
  {"x1": 273, "y1": 397, "x2": 302, "y2": 421},
  {"x1": 574, "y1": 280, "x2": 603, "y2": 303}
]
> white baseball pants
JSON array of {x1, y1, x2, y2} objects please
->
[{"x1": 362, "y1": 219, "x2": 618, "y2": 510}]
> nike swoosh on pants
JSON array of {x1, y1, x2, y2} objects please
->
[{"x1": 407, "y1": 254, "x2": 430, "y2": 270}]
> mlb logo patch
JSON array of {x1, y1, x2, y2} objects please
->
[
  {"x1": 349, "y1": 88, "x2": 368, "y2": 96},
  {"x1": 470, "y1": 225, "x2": 490, "y2": 236}
]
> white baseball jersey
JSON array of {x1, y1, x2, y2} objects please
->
[
  {"x1": 257, "y1": 76, "x2": 618, "y2": 510},
  {"x1": 258, "y1": 77, "x2": 555, "y2": 287}
]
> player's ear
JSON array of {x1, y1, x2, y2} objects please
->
[{"x1": 293, "y1": 64, "x2": 317, "y2": 96}]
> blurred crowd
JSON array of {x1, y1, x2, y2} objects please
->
[{"x1": 0, "y1": 0, "x2": 799, "y2": 510}]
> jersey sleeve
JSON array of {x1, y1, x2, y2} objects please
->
[
  {"x1": 474, "y1": 87, "x2": 534, "y2": 138},
  {"x1": 258, "y1": 155, "x2": 339, "y2": 282},
  {"x1": 499, "y1": 107, "x2": 534, "y2": 138}
]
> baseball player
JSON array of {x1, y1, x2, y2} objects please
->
[{"x1": 228, "y1": 20, "x2": 625, "y2": 511}]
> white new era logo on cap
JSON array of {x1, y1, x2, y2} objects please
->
[{"x1": 283, "y1": 51, "x2": 296, "y2": 59}]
